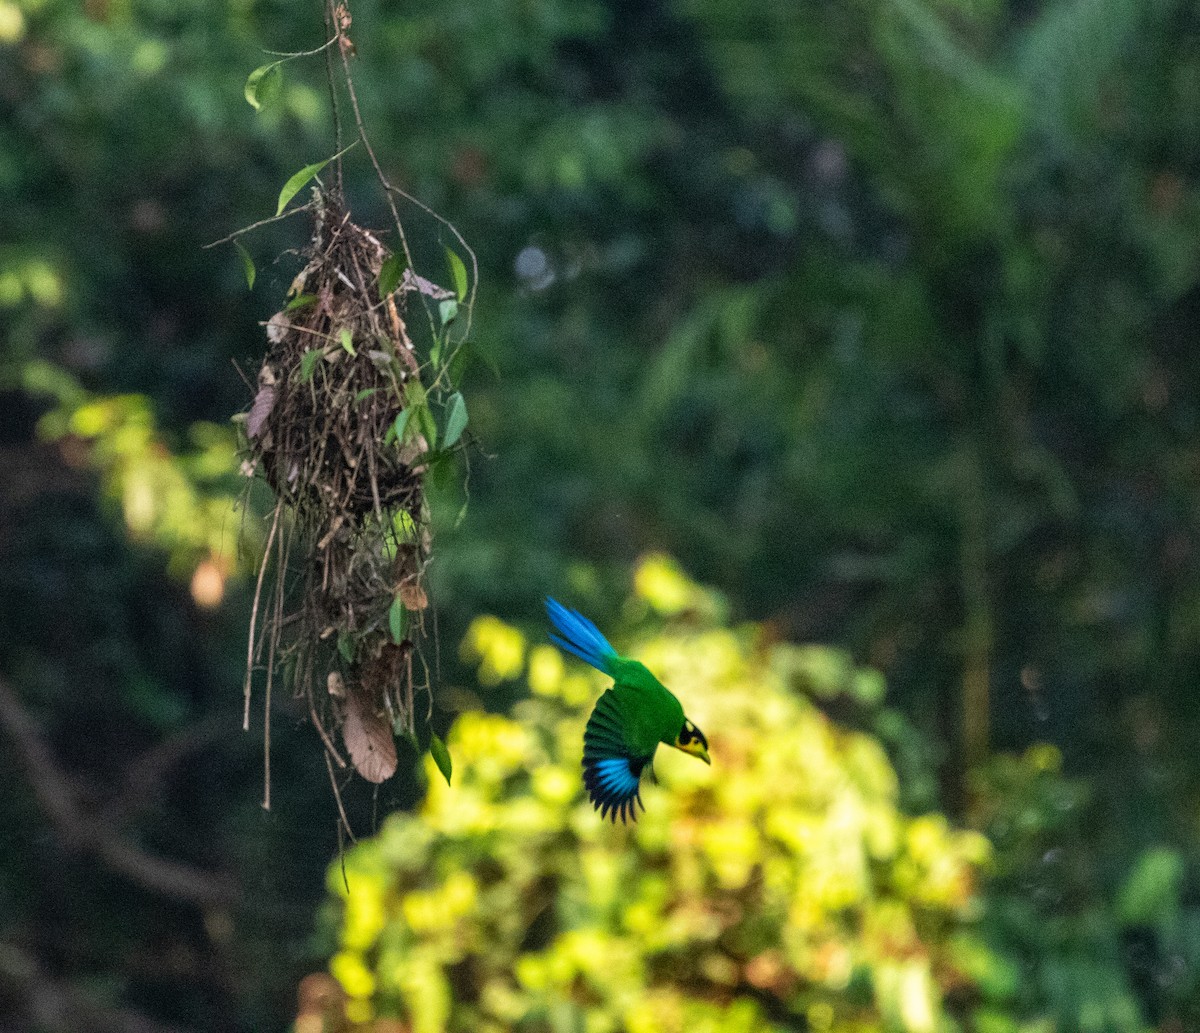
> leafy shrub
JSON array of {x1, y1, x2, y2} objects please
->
[{"x1": 324, "y1": 558, "x2": 1010, "y2": 1033}]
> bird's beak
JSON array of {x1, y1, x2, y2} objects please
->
[{"x1": 676, "y1": 740, "x2": 711, "y2": 765}]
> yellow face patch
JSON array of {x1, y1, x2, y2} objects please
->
[{"x1": 674, "y1": 719, "x2": 711, "y2": 765}]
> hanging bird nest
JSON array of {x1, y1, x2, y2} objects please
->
[{"x1": 238, "y1": 187, "x2": 465, "y2": 797}]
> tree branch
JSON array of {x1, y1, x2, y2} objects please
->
[
  {"x1": 95, "y1": 716, "x2": 224, "y2": 828},
  {"x1": 0, "y1": 676, "x2": 237, "y2": 908},
  {"x1": 0, "y1": 940, "x2": 189, "y2": 1033}
]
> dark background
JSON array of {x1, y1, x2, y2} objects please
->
[{"x1": 2, "y1": 0, "x2": 1200, "y2": 1029}]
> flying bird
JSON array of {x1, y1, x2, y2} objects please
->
[{"x1": 546, "y1": 598, "x2": 710, "y2": 822}]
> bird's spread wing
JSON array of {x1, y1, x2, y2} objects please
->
[{"x1": 582, "y1": 687, "x2": 654, "y2": 823}]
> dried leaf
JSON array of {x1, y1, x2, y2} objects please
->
[
  {"x1": 247, "y1": 385, "x2": 276, "y2": 439},
  {"x1": 326, "y1": 671, "x2": 346, "y2": 698},
  {"x1": 392, "y1": 543, "x2": 421, "y2": 581},
  {"x1": 336, "y1": 3, "x2": 355, "y2": 54},
  {"x1": 343, "y1": 689, "x2": 397, "y2": 783},
  {"x1": 397, "y1": 433, "x2": 429, "y2": 473},
  {"x1": 387, "y1": 295, "x2": 415, "y2": 355},
  {"x1": 401, "y1": 267, "x2": 454, "y2": 300},
  {"x1": 399, "y1": 579, "x2": 428, "y2": 610},
  {"x1": 266, "y1": 311, "x2": 290, "y2": 343},
  {"x1": 288, "y1": 261, "x2": 316, "y2": 297}
]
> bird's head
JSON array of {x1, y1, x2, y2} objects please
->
[{"x1": 673, "y1": 718, "x2": 711, "y2": 765}]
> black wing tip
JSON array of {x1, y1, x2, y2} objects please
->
[
  {"x1": 592, "y1": 793, "x2": 640, "y2": 824},
  {"x1": 583, "y1": 756, "x2": 645, "y2": 824}
]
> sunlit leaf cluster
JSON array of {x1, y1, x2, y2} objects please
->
[
  {"x1": 327, "y1": 559, "x2": 1008, "y2": 1032},
  {"x1": 25, "y1": 373, "x2": 246, "y2": 602}
]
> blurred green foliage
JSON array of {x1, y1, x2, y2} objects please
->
[{"x1": 970, "y1": 746, "x2": 1200, "y2": 1033}]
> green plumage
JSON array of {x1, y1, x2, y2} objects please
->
[
  {"x1": 591, "y1": 658, "x2": 685, "y2": 756},
  {"x1": 582, "y1": 661, "x2": 684, "y2": 821},
  {"x1": 546, "y1": 599, "x2": 708, "y2": 823}
]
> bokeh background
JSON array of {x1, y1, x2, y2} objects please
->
[{"x1": 3, "y1": 0, "x2": 1200, "y2": 1030}]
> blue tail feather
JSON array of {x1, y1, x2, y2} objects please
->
[{"x1": 545, "y1": 597, "x2": 618, "y2": 675}]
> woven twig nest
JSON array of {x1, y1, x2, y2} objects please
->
[
  {"x1": 240, "y1": 188, "x2": 457, "y2": 791},
  {"x1": 248, "y1": 192, "x2": 426, "y2": 526}
]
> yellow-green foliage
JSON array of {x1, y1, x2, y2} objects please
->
[
  {"x1": 23, "y1": 362, "x2": 247, "y2": 584},
  {"x1": 328, "y1": 558, "x2": 1000, "y2": 1033}
]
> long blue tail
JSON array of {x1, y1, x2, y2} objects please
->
[{"x1": 545, "y1": 598, "x2": 618, "y2": 675}]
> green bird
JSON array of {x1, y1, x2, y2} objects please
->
[{"x1": 546, "y1": 598, "x2": 710, "y2": 822}]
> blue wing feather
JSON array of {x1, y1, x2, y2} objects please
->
[{"x1": 545, "y1": 598, "x2": 618, "y2": 675}]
